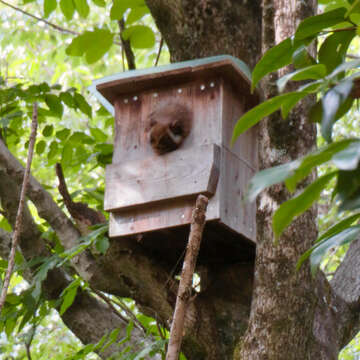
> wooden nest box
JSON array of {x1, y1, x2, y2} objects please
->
[{"x1": 90, "y1": 56, "x2": 258, "y2": 265}]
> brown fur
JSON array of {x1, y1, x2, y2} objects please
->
[{"x1": 146, "y1": 101, "x2": 192, "y2": 155}]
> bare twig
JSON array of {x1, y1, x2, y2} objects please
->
[
  {"x1": 90, "y1": 285, "x2": 145, "y2": 333},
  {"x1": 118, "y1": 19, "x2": 136, "y2": 70},
  {"x1": 24, "y1": 323, "x2": 37, "y2": 360},
  {"x1": 111, "y1": 296, "x2": 146, "y2": 333},
  {"x1": 154, "y1": 37, "x2": 164, "y2": 66},
  {"x1": 90, "y1": 286, "x2": 131, "y2": 324},
  {"x1": 321, "y1": 26, "x2": 356, "y2": 34},
  {"x1": 0, "y1": 103, "x2": 38, "y2": 313},
  {"x1": 0, "y1": 0, "x2": 121, "y2": 46},
  {"x1": 347, "y1": 54, "x2": 360, "y2": 59},
  {"x1": 0, "y1": 0, "x2": 79, "y2": 35},
  {"x1": 166, "y1": 195, "x2": 208, "y2": 360},
  {"x1": 25, "y1": 343, "x2": 32, "y2": 360}
]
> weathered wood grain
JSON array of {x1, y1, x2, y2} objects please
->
[
  {"x1": 105, "y1": 144, "x2": 220, "y2": 212},
  {"x1": 106, "y1": 59, "x2": 258, "y2": 245}
]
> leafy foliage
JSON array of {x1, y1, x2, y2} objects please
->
[
  {"x1": 233, "y1": 1, "x2": 360, "y2": 274},
  {"x1": 0, "y1": 0, "x2": 169, "y2": 357}
]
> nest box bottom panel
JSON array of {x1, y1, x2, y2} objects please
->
[{"x1": 135, "y1": 222, "x2": 256, "y2": 267}]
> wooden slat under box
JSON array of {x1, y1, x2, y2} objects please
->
[{"x1": 104, "y1": 144, "x2": 220, "y2": 212}]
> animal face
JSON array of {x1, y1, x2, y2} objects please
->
[{"x1": 147, "y1": 102, "x2": 192, "y2": 155}]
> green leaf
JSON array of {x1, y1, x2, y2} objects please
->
[
  {"x1": 346, "y1": 0, "x2": 360, "y2": 16},
  {"x1": 295, "y1": 7, "x2": 347, "y2": 40},
  {"x1": 91, "y1": 0, "x2": 105, "y2": 6},
  {"x1": 247, "y1": 141, "x2": 355, "y2": 202},
  {"x1": 126, "y1": 5, "x2": 149, "y2": 25},
  {"x1": 62, "y1": 142, "x2": 73, "y2": 166},
  {"x1": 69, "y1": 131, "x2": 94, "y2": 144},
  {"x1": 340, "y1": 191, "x2": 360, "y2": 211},
  {"x1": 85, "y1": 29, "x2": 114, "y2": 64},
  {"x1": 335, "y1": 166, "x2": 360, "y2": 211},
  {"x1": 90, "y1": 127, "x2": 107, "y2": 142},
  {"x1": 95, "y1": 236, "x2": 109, "y2": 254},
  {"x1": 56, "y1": 128, "x2": 70, "y2": 141},
  {"x1": 321, "y1": 79, "x2": 353, "y2": 142},
  {"x1": 317, "y1": 213, "x2": 360, "y2": 243},
  {"x1": 318, "y1": 30, "x2": 356, "y2": 73},
  {"x1": 309, "y1": 100, "x2": 322, "y2": 123},
  {"x1": 60, "y1": 91, "x2": 76, "y2": 108},
  {"x1": 309, "y1": 225, "x2": 360, "y2": 275},
  {"x1": 332, "y1": 140, "x2": 360, "y2": 170},
  {"x1": 74, "y1": 0, "x2": 89, "y2": 18},
  {"x1": 252, "y1": 38, "x2": 294, "y2": 90},
  {"x1": 292, "y1": 46, "x2": 317, "y2": 69},
  {"x1": 60, "y1": 279, "x2": 80, "y2": 315},
  {"x1": 48, "y1": 141, "x2": 59, "y2": 160},
  {"x1": 74, "y1": 93, "x2": 92, "y2": 118},
  {"x1": 122, "y1": 25, "x2": 155, "y2": 49},
  {"x1": 285, "y1": 139, "x2": 354, "y2": 191},
  {"x1": 60, "y1": 0, "x2": 75, "y2": 20},
  {"x1": 273, "y1": 172, "x2": 337, "y2": 238},
  {"x1": 110, "y1": 0, "x2": 128, "y2": 20},
  {"x1": 42, "y1": 124, "x2": 54, "y2": 137},
  {"x1": 281, "y1": 91, "x2": 310, "y2": 119},
  {"x1": 45, "y1": 94, "x2": 63, "y2": 118},
  {"x1": 277, "y1": 65, "x2": 327, "y2": 92},
  {"x1": 36, "y1": 140, "x2": 46, "y2": 155},
  {"x1": 44, "y1": 0, "x2": 57, "y2": 18},
  {"x1": 65, "y1": 35, "x2": 88, "y2": 57},
  {"x1": 246, "y1": 160, "x2": 301, "y2": 202},
  {"x1": 232, "y1": 92, "x2": 308, "y2": 144},
  {"x1": 327, "y1": 59, "x2": 360, "y2": 80},
  {"x1": 66, "y1": 29, "x2": 113, "y2": 64}
]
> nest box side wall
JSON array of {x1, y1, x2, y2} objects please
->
[{"x1": 218, "y1": 81, "x2": 257, "y2": 241}]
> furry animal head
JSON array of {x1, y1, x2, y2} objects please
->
[{"x1": 146, "y1": 102, "x2": 192, "y2": 155}]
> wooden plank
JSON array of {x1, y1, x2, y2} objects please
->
[
  {"x1": 219, "y1": 147, "x2": 256, "y2": 242},
  {"x1": 112, "y1": 79, "x2": 222, "y2": 163},
  {"x1": 104, "y1": 144, "x2": 220, "y2": 212},
  {"x1": 108, "y1": 194, "x2": 220, "y2": 237},
  {"x1": 221, "y1": 80, "x2": 258, "y2": 171}
]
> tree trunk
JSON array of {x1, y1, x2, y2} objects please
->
[{"x1": 2, "y1": 1, "x2": 360, "y2": 359}]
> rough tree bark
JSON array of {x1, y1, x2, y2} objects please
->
[{"x1": 1, "y1": 1, "x2": 360, "y2": 359}]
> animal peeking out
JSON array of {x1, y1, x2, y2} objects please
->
[{"x1": 146, "y1": 101, "x2": 192, "y2": 155}]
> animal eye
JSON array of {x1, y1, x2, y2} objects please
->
[{"x1": 170, "y1": 121, "x2": 183, "y2": 135}]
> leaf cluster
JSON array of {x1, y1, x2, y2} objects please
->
[{"x1": 232, "y1": 0, "x2": 360, "y2": 274}]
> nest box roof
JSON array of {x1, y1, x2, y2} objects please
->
[{"x1": 89, "y1": 55, "x2": 257, "y2": 115}]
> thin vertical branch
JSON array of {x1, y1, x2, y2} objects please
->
[
  {"x1": 166, "y1": 195, "x2": 208, "y2": 360},
  {"x1": 118, "y1": 19, "x2": 136, "y2": 70},
  {"x1": 154, "y1": 37, "x2": 164, "y2": 66},
  {"x1": 0, "y1": 102, "x2": 38, "y2": 313}
]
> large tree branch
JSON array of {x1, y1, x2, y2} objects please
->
[
  {"x1": 0, "y1": 139, "x2": 100, "y2": 281},
  {"x1": 145, "y1": 0, "x2": 262, "y2": 67},
  {"x1": 331, "y1": 238, "x2": 360, "y2": 346},
  {"x1": 0, "y1": 140, "x2": 222, "y2": 358},
  {"x1": 0, "y1": 173, "x2": 150, "y2": 359},
  {"x1": 310, "y1": 272, "x2": 356, "y2": 358}
]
